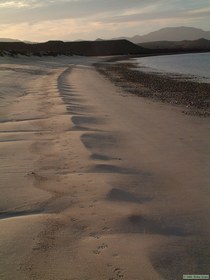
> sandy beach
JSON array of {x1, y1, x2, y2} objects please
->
[{"x1": 0, "y1": 56, "x2": 210, "y2": 280}]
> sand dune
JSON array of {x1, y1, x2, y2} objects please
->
[{"x1": 0, "y1": 56, "x2": 210, "y2": 280}]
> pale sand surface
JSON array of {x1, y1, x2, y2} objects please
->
[{"x1": 0, "y1": 56, "x2": 210, "y2": 280}]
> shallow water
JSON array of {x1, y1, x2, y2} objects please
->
[{"x1": 132, "y1": 52, "x2": 210, "y2": 83}]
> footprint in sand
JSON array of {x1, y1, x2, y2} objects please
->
[
  {"x1": 102, "y1": 226, "x2": 109, "y2": 231},
  {"x1": 89, "y1": 204, "x2": 94, "y2": 208},
  {"x1": 89, "y1": 232, "x2": 100, "y2": 239},
  {"x1": 93, "y1": 243, "x2": 108, "y2": 255},
  {"x1": 112, "y1": 253, "x2": 119, "y2": 257},
  {"x1": 93, "y1": 249, "x2": 100, "y2": 255},
  {"x1": 98, "y1": 243, "x2": 108, "y2": 250},
  {"x1": 109, "y1": 268, "x2": 124, "y2": 279}
]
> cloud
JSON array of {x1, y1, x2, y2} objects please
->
[
  {"x1": 0, "y1": 0, "x2": 45, "y2": 8},
  {"x1": 186, "y1": 7, "x2": 210, "y2": 16},
  {"x1": 0, "y1": 0, "x2": 156, "y2": 24},
  {"x1": 0, "y1": 0, "x2": 209, "y2": 41},
  {"x1": 0, "y1": 1, "x2": 29, "y2": 8},
  {"x1": 0, "y1": 17, "x2": 118, "y2": 41}
]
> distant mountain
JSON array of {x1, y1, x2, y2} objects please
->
[
  {"x1": 0, "y1": 39, "x2": 149, "y2": 56},
  {"x1": 0, "y1": 38, "x2": 21, "y2": 42},
  {"x1": 138, "y1": 38, "x2": 210, "y2": 50},
  {"x1": 113, "y1": 27, "x2": 210, "y2": 44}
]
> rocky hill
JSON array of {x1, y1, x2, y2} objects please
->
[
  {"x1": 138, "y1": 38, "x2": 210, "y2": 51},
  {"x1": 113, "y1": 27, "x2": 210, "y2": 44}
]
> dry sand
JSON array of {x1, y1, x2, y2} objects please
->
[{"x1": 0, "y1": 56, "x2": 210, "y2": 280}]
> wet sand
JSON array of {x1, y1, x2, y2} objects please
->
[{"x1": 0, "y1": 56, "x2": 210, "y2": 280}]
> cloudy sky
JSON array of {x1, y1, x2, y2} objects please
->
[{"x1": 0, "y1": 0, "x2": 210, "y2": 41}]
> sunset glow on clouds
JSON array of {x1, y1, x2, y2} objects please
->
[{"x1": 0, "y1": 0, "x2": 209, "y2": 41}]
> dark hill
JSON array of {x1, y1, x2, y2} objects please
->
[
  {"x1": 138, "y1": 38, "x2": 210, "y2": 51},
  {"x1": 0, "y1": 39, "x2": 148, "y2": 56}
]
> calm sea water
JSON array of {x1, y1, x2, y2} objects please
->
[{"x1": 132, "y1": 52, "x2": 210, "y2": 83}]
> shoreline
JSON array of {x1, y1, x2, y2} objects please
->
[
  {"x1": 95, "y1": 60, "x2": 210, "y2": 117},
  {"x1": 104, "y1": 49, "x2": 210, "y2": 62}
]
